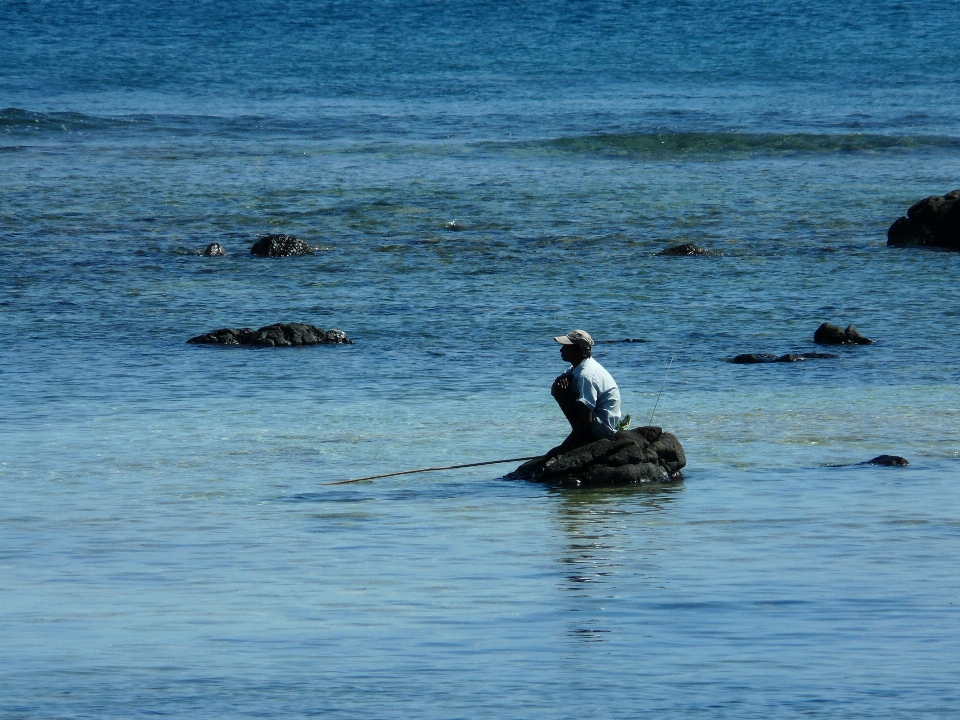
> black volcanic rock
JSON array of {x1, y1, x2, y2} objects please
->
[
  {"x1": 731, "y1": 352, "x2": 838, "y2": 364},
  {"x1": 732, "y1": 353, "x2": 780, "y2": 364},
  {"x1": 887, "y1": 189, "x2": 960, "y2": 250},
  {"x1": 814, "y1": 322, "x2": 874, "y2": 345},
  {"x1": 202, "y1": 243, "x2": 226, "y2": 256},
  {"x1": 250, "y1": 234, "x2": 315, "y2": 257},
  {"x1": 187, "y1": 323, "x2": 353, "y2": 347},
  {"x1": 508, "y1": 426, "x2": 685, "y2": 487},
  {"x1": 656, "y1": 243, "x2": 717, "y2": 256},
  {"x1": 863, "y1": 455, "x2": 909, "y2": 467}
]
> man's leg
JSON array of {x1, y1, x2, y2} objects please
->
[
  {"x1": 549, "y1": 375, "x2": 596, "y2": 457},
  {"x1": 551, "y1": 374, "x2": 580, "y2": 428}
]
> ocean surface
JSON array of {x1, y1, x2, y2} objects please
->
[{"x1": 2, "y1": 1, "x2": 960, "y2": 717}]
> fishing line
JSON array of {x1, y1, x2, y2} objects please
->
[{"x1": 648, "y1": 354, "x2": 675, "y2": 425}]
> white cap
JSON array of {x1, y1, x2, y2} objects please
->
[{"x1": 553, "y1": 329, "x2": 594, "y2": 349}]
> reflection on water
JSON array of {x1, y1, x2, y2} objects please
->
[{"x1": 551, "y1": 484, "x2": 682, "y2": 642}]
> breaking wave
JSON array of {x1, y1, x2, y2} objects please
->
[{"x1": 0, "y1": 108, "x2": 144, "y2": 133}]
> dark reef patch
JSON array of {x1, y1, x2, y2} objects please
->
[
  {"x1": 656, "y1": 243, "x2": 719, "y2": 256},
  {"x1": 188, "y1": 323, "x2": 353, "y2": 347},
  {"x1": 814, "y1": 322, "x2": 874, "y2": 345},
  {"x1": 250, "y1": 234, "x2": 315, "y2": 257},
  {"x1": 863, "y1": 455, "x2": 909, "y2": 467},
  {"x1": 731, "y1": 352, "x2": 838, "y2": 364}
]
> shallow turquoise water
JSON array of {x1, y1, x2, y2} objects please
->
[{"x1": 2, "y1": 1, "x2": 960, "y2": 717}]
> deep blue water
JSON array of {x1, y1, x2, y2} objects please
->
[{"x1": 2, "y1": 1, "x2": 960, "y2": 717}]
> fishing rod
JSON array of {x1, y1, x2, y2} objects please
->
[
  {"x1": 329, "y1": 355, "x2": 677, "y2": 486},
  {"x1": 648, "y1": 354, "x2": 675, "y2": 425},
  {"x1": 323, "y1": 456, "x2": 541, "y2": 486}
]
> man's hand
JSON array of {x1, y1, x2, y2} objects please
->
[{"x1": 551, "y1": 374, "x2": 571, "y2": 397}]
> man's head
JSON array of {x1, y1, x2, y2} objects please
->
[{"x1": 554, "y1": 329, "x2": 593, "y2": 365}]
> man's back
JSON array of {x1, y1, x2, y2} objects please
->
[{"x1": 569, "y1": 356, "x2": 621, "y2": 437}]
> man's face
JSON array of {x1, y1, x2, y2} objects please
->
[{"x1": 560, "y1": 343, "x2": 581, "y2": 364}]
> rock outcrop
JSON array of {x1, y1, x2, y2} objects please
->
[
  {"x1": 813, "y1": 322, "x2": 874, "y2": 345},
  {"x1": 863, "y1": 455, "x2": 909, "y2": 467},
  {"x1": 250, "y1": 234, "x2": 315, "y2": 257},
  {"x1": 188, "y1": 323, "x2": 353, "y2": 347},
  {"x1": 887, "y1": 190, "x2": 960, "y2": 250},
  {"x1": 656, "y1": 243, "x2": 717, "y2": 256},
  {"x1": 202, "y1": 243, "x2": 226, "y2": 257},
  {"x1": 508, "y1": 426, "x2": 685, "y2": 487},
  {"x1": 731, "y1": 352, "x2": 837, "y2": 364}
]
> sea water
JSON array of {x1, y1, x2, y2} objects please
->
[{"x1": 2, "y1": 1, "x2": 960, "y2": 717}]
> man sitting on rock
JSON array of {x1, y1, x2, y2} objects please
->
[{"x1": 548, "y1": 329, "x2": 622, "y2": 458}]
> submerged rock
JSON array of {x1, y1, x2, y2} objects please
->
[
  {"x1": 814, "y1": 322, "x2": 874, "y2": 345},
  {"x1": 732, "y1": 353, "x2": 780, "y2": 364},
  {"x1": 731, "y1": 352, "x2": 838, "y2": 364},
  {"x1": 187, "y1": 322, "x2": 353, "y2": 347},
  {"x1": 250, "y1": 234, "x2": 315, "y2": 257},
  {"x1": 887, "y1": 190, "x2": 960, "y2": 250},
  {"x1": 656, "y1": 243, "x2": 718, "y2": 256},
  {"x1": 863, "y1": 455, "x2": 909, "y2": 467},
  {"x1": 202, "y1": 243, "x2": 226, "y2": 257},
  {"x1": 445, "y1": 220, "x2": 465, "y2": 231},
  {"x1": 508, "y1": 426, "x2": 685, "y2": 487}
]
